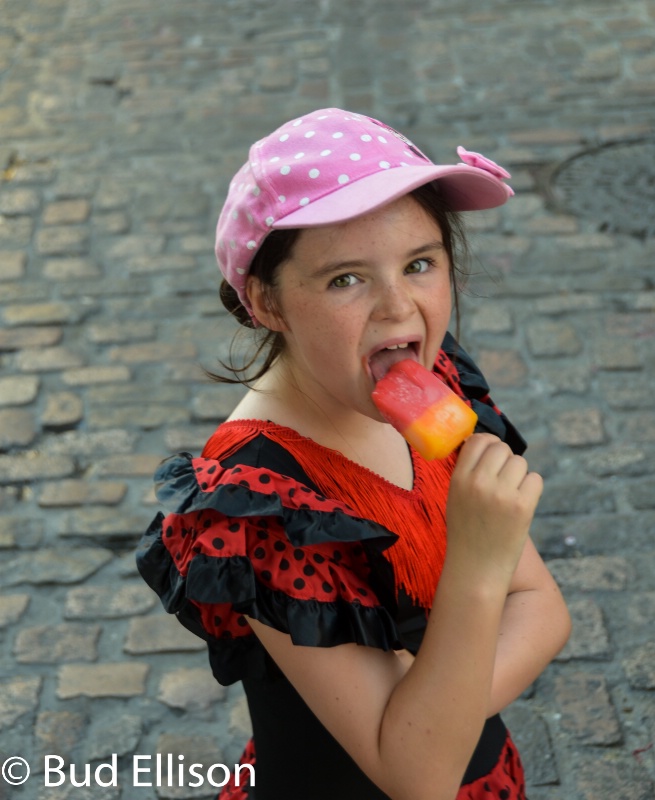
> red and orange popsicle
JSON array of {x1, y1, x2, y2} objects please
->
[{"x1": 372, "y1": 360, "x2": 477, "y2": 460}]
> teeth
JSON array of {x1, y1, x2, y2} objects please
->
[{"x1": 386, "y1": 343, "x2": 409, "y2": 350}]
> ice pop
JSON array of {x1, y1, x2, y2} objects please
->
[{"x1": 371, "y1": 360, "x2": 478, "y2": 460}]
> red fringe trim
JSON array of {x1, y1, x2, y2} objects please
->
[{"x1": 203, "y1": 421, "x2": 454, "y2": 610}]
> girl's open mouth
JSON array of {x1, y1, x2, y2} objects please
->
[{"x1": 367, "y1": 341, "x2": 419, "y2": 383}]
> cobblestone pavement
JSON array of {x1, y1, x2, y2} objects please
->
[{"x1": 1, "y1": 0, "x2": 654, "y2": 798}]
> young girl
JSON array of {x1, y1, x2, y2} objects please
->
[{"x1": 138, "y1": 108, "x2": 571, "y2": 800}]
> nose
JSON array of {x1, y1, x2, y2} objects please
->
[{"x1": 371, "y1": 276, "x2": 416, "y2": 322}]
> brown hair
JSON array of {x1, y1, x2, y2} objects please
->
[{"x1": 207, "y1": 181, "x2": 469, "y2": 386}]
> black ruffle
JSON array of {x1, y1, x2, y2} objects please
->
[
  {"x1": 136, "y1": 455, "x2": 402, "y2": 685},
  {"x1": 442, "y1": 332, "x2": 527, "y2": 455}
]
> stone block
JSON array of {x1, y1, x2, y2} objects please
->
[
  {"x1": 43, "y1": 428, "x2": 137, "y2": 456},
  {"x1": 153, "y1": 734, "x2": 226, "y2": 799},
  {"x1": 476, "y1": 349, "x2": 528, "y2": 388},
  {"x1": 16, "y1": 346, "x2": 85, "y2": 372},
  {"x1": 553, "y1": 673, "x2": 622, "y2": 744},
  {"x1": 547, "y1": 556, "x2": 632, "y2": 591},
  {"x1": 38, "y1": 479, "x2": 127, "y2": 507},
  {"x1": 0, "y1": 548, "x2": 112, "y2": 587},
  {"x1": 15, "y1": 623, "x2": 100, "y2": 663},
  {"x1": 537, "y1": 482, "x2": 616, "y2": 516},
  {"x1": 0, "y1": 675, "x2": 42, "y2": 730},
  {"x1": 86, "y1": 320, "x2": 156, "y2": 344},
  {"x1": 0, "y1": 407, "x2": 36, "y2": 448},
  {"x1": 0, "y1": 326, "x2": 61, "y2": 351},
  {"x1": 2, "y1": 301, "x2": 79, "y2": 326},
  {"x1": 0, "y1": 188, "x2": 40, "y2": 215},
  {"x1": 42, "y1": 257, "x2": 101, "y2": 280},
  {"x1": 36, "y1": 225, "x2": 89, "y2": 255},
  {"x1": 501, "y1": 703, "x2": 559, "y2": 786},
  {"x1": 0, "y1": 250, "x2": 27, "y2": 280},
  {"x1": 86, "y1": 403, "x2": 191, "y2": 430},
  {"x1": 158, "y1": 667, "x2": 226, "y2": 711},
  {"x1": 105, "y1": 234, "x2": 164, "y2": 259},
  {"x1": 60, "y1": 365, "x2": 131, "y2": 385},
  {"x1": 41, "y1": 391, "x2": 84, "y2": 428},
  {"x1": 91, "y1": 454, "x2": 162, "y2": 477},
  {"x1": 526, "y1": 321, "x2": 582, "y2": 357},
  {"x1": 57, "y1": 663, "x2": 149, "y2": 699},
  {"x1": 42, "y1": 199, "x2": 91, "y2": 225},
  {"x1": 574, "y1": 754, "x2": 653, "y2": 799},
  {"x1": 0, "y1": 453, "x2": 75, "y2": 484},
  {"x1": 124, "y1": 614, "x2": 206, "y2": 655},
  {"x1": 61, "y1": 507, "x2": 151, "y2": 539},
  {"x1": 594, "y1": 339, "x2": 643, "y2": 370},
  {"x1": 107, "y1": 341, "x2": 198, "y2": 364},
  {"x1": 551, "y1": 408, "x2": 606, "y2": 446},
  {"x1": 556, "y1": 598, "x2": 611, "y2": 661},
  {"x1": 0, "y1": 593, "x2": 30, "y2": 627},
  {"x1": 34, "y1": 710, "x2": 87, "y2": 762},
  {"x1": 0, "y1": 216, "x2": 33, "y2": 246},
  {"x1": 469, "y1": 303, "x2": 514, "y2": 334},
  {"x1": 92, "y1": 210, "x2": 130, "y2": 234},
  {"x1": 623, "y1": 643, "x2": 655, "y2": 689},
  {"x1": 64, "y1": 583, "x2": 157, "y2": 619},
  {"x1": 84, "y1": 714, "x2": 142, "y2": 761}
]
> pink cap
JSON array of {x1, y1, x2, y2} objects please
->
[{"x1": 215, "y1": 108, "x2": 513, "y2": 321}]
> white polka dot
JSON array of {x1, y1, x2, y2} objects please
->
[
  {"x1": 299, "y1": 197, "x2": 310, "y2": 206},
  {"x1": 379, "y1": 161, "x2": 391, "y2": 169},
  {"x1": 378, "y1": 136, "x2": 387, "y2": 143},
  {"x1": 333, "y1": 132, "x2": 343, "y2": 139},
  {"x1": 404, "y1": 150, "x2": 415, "y2": 158},
  {"x1": 309, "y1": 168, "x2": 320, "y2": 179},
  {"x1": 292, "y1": 119, "x2": 303, "y2": 127},
  {"x1": 217, "y1": 239, "x2": 225, "y2": 250},
  {"x1": 251, "y1": 185, "x2": 261, "y2": 196},
  {"x1": 350, "y1": 153, "x2": 361, "y2": 161},
  {"x1": 230, "y1": 240, "x2": 237, "y2": 249},
  {"x1": 294, "y1": 152, "x2": 305, "y2": 159},
  {"x1": 278, "y1": 195, "x2": 286, "y2": 202},
  {"x1": 338, "y1": 174, "x2": 349, "y2": 184},
  {"x1": 361, "y1": 134, "x2": 372, "y2": 142},
  {"x1": 265, "y1": 216, "x2": 274, "y2": 226},
  {"x1": 236, "y1": 267, "x2": 246, "y2": 275},
  {"x1": 320, "y1": 149, "x2": 332, "y2": 157},
  {"x1": 269, "y1": 156, "x2": 280, "y2": 163},
  {"x1": 279, "y1": 133, "x2": 289, "y2": 142},
  {"x1": 247, "y1": 212, "x2": 254, "y2": 222},
  {"x1": 247, "y1": 240, "x2": 257, "y2": 249},
  {"x1": 400, "y1": 162, "x2": 410, "y2": 167},
  {"x1": 232, "y1": 210, "x2": 239, "y2": 219},
  {"x1": 318, "y1": 115, "x2": 329, "y2": 120},
  {"x1": 305, "y1": 131, "x2": 316, "y2": 138},
  {"x1": 281, "y1": 165, "x2": 291, "y2": 175}
]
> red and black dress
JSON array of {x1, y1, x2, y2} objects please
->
[{"x1": 137, "y1": 333, "x2": 528, "y2": 800}]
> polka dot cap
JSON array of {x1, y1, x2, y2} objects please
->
[{"x1": 215, "y1": 108, "x2": 514, "y2": 323}]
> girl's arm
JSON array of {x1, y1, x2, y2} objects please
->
[{"x1": 247, "y1": 434, "x2": 543, "y2": 800}]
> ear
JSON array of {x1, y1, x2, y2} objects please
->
[{"x1": 246, "y1": 275, "x2": 288, "y2": 332}]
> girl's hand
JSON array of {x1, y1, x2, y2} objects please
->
[{"x1": 446, "y1": 433, "x2": 543, "y2": 587}]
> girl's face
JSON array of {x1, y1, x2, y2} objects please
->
[{"x1": 264, "y1": 194, "x2": 453, "y2": 424}]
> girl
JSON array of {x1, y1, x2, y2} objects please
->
[{"x1": 138, "y1": 108, "x2": 571, "y2": 800}]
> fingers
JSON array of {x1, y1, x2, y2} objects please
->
[{"x1": 454, "y1": 433, "x2": 543, "y2": 501}]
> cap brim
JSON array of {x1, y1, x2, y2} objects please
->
[{"x1": 273, "y1": 164, "x2": 511, "y2": 229}]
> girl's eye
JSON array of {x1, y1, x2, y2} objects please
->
[
  {"x1": 330, "y1": 273, "x2": 358, "y2": 288},
  {"x1": 405, "y1": 257, "x2": 433, "y2": 274}
]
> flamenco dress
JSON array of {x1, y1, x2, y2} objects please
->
[{"x1": 137, "y1": 333, "x2": 528, "y2": 800}]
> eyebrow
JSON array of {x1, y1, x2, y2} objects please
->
[{"x1": 310, "y1": 241, "x2": 445, "y2": 280}]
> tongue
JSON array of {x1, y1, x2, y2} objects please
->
[{"x1": 369, "y1": 349, "x2": 415, "y2": 383}]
